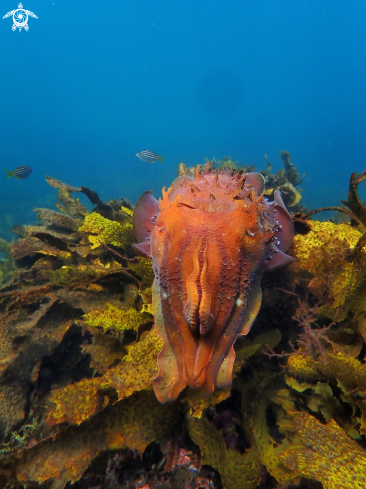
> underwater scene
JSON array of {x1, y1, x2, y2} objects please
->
[{"x1": 1, "y1": 1, "x2": 366, "y2": 488}]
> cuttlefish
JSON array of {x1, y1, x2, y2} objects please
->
[{"x1": 132, "y1": 163, "x2": 294, "y2": 403}]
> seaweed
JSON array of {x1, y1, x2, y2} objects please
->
[
  {"x1": 341, "y1": 170, "x2": 366, "y2": 229},
  {"x1": 0, "y1": 237, "x2": 15, "y2": 286},
  {"x1": 2, "y1": 169, "x2": 366, "y2": 488},
  {"x1": 296, "y1": 168, "x2": 366, "y2": 233},
  {"x1": 279, "y1": 150, "x2": 306, "y2": 187},
  {"x1": 78, "y1": 212, "x2": 135, "y2": 249}
]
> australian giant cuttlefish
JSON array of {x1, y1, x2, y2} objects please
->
[{"x1": 132, "y1": 163, "x2": 295, "y2": 403}]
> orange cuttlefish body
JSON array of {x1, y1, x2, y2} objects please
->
[{"x1": 132, "y1": 162, "x2": 294, "y2": 403}]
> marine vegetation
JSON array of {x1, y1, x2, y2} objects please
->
[
  {"x1": 0, "y1": 164, "x2": 365, "y2": 489},
  {"x1": 0, "y1": 237, "x2": 15, "y2": 286}
]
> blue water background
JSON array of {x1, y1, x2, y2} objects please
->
[{"x1": 1, "y1": 0, "x2": 366, "y2": 239}]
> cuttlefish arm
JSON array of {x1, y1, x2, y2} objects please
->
[
  {"x1": 212, "y1": 273, "x2": 263, "y2": 393},
  {"x1": 152, "y1": 278, "x2": 187, "y2": 403}
]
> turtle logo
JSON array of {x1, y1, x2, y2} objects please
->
[{"x1": 3, "y1": 3, "x2": 38, "y2": 31}]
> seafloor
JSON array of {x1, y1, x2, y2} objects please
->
[{"x1": 0, "y1": 153, "x2": 366, "y2": 489}]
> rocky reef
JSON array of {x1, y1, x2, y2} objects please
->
[{"x1": 0, "y1": 162, "x2": 365, "y2": 488}]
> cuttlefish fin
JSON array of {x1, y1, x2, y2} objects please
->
[
  {"x1": 264, "y1": 248, "x2": 294, "y2": 272},
  {"x1": 132, "y1": 190, "x2": 160, "y2": 242},
  {"x1": 274, "y1": 189, "x2": 295, "y2": 253},
  {"x1": 131, "y1": 241, "x2": 151, "y2": 258}
]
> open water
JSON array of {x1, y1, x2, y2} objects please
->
[{"x1": 0, "y1": 0, "x2": 366, "y2": 238}]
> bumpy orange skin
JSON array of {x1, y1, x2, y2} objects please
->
[{"x1": 148, "y1": 170, "x2": 281, "y2": 403}]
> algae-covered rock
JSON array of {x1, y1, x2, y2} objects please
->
[{"x1": 79, "y1": 212, "x2": 135, "y2": 249}]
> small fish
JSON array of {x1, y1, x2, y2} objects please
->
[
  {"x1": 5, "y1": 165, "x2": 33, "y2": 180},
  {"x1": 136, "y1": 150, "x2": 164, "y2": 164}
]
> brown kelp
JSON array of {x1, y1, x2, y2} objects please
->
[{"x1": 0, "y1": 164, "x2": 366, "y2": 488}]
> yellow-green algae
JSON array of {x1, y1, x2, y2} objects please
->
[
  {"x1": 78, "y1": 212, "x2": 135, "y2": 249},
  {"x1": 47, "y1": 264, "x2": 97, "y2": 287},
  {"x1": 286, "y1": 378, "x2": 361, "y2": 439},
  {"x1": 184, "y1": 330, "x2": 293, "y2": 489},
  {"x1": 278, "y1": 413, "x2": 366, "y2": 489},
  {"x1": 0, "y1": 237, "x2": 15, "y2": 286},
  {"x1": 46, "y1": 329, "x2": 163, "y2": 426},
  {"x1": 291, "y1": 220, "x2": 362, "y2": 264},
  {"x1": 182, "y1": 388, "x2": 231, "y2": 418},
  {"x1": 83, "y1": 302, "x2": 152, "y2": 332},
  {"x1": 46, "y1": 258, "x2": 127, "y2": 288},
  {"x1": 121, "y1": 205, "x2": 133, "y2": 216},
  {"x1": 287, "y1": 352, "x2": 366, "y2": 394},
  {"x1": 238, "y1": 377, "x2": 298, "y2": 486},
  {"x1": 128, "y1": 257, "x2": 155, "y2": 287},
  {"x1": 292, "y1": 220, "x2": 366, "y2": 329},
  {"x1": 187, "y1": 415, "x2": 261, "y2": 489},
  {"x1": 20, "y1": 391, "x2": 176, "y2": 487}
]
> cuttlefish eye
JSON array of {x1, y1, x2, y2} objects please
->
[{"x1": 246, "y1": 224, "x2": 259, "y2": 237}]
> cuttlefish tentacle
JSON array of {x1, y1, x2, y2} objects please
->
[
  {"x1": 183, "y1": 236, "x2": 203, "y2": 331},
  {"x1": 199, "y1": 240, "x2": 215, "y2": 336}
]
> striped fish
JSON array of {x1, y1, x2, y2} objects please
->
[
  {"x1": 136, "y1": 150, "x2": 164, "y2": 164},
  {"x1": 5, "y1": 165, "x2": 33, "y2": 180}
]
